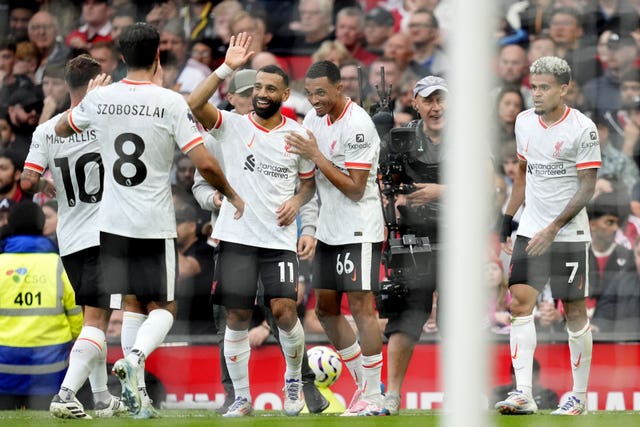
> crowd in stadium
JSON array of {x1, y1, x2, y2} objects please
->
[{"x1": 1, "y1": 0, "x2": 640, "y2": 418}]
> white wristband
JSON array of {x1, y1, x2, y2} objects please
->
[{"x1": 214, "y1": 63, "x2": 233, "y2": 80}]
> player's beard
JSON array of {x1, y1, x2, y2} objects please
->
[
  {"x1": 253, "y1": 97, "x2": 281, "y2": 119},
  {"x1": 0, "y1": 181, "x2": 14, "y2": 194}
]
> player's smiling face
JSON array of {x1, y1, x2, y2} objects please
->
[
  {"x1": 304, "y1": 76, "x2": 342, "y2": 117},
  {"x1": 530, "y1": 73, "x2": 567, "y2": 117},
  {"x1": 252, "y1": 71, "x2": 289, "y2": 119}
]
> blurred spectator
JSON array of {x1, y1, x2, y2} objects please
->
[
  {"x1": 339, "y1": 59, "x2": 365, "y2": 105},
  {"x1": 587, "y1": 191, "x2": 634, "y2": 319},
  {"x1": 110, "y1": 7, "x2": 135, "y2": 42},
  {"x1": 593, "y1": 114, "x2": 639, "y2": 197},
  {"x1": 145, "y1": 0, "x2": 179, "y2": 31},
  {"x1": 549, "y1": 7, "x2": 602, "y2": 87},
  {"x1": 65, "y1": 0, "x2": 113, "y2": 51},
  {"x1": 510, "y1": 0, "x2": 555, "y2": 39},
  {"x1": 407, "y1": 8, "x2": 449, "y2": 77},
  {"x1": 8, "y1": 1, "x2": 38, "y2": 42},
  {"x1": 592, "y1": 235, "x2": 640, "y2": 332},
  {"x1": 566, "y1": 79, "x2": 586, "y2": 110},
  {"x1": 581, "y1": 0, "x2": 640, "y2": 43},
  {"x1": 173, "y1": 153, "x2": 211, "y2": 235},
  {"x1": 28, "y1": 11, "x2": 71, "y2": 83},
  {"x1": 189, "y1": 38, "x2": 223, "y2": 71},
  {"x1": 490, "y1": 358, "x2": 559, "y2": 410},
  {"x1": 0, "y1": 200, "x2": 81, "y2": 410},
  {"x1": 492, "y1": 43, "x2": 533, "y2": 109},
  {"x1": 602, "y1": 68, "x2": 640, "y2": 147},
  {"x1": 179, "y1": 0, "x2": 216, "y2": 41},
  {"x1": 0, "y1": 198, "x2": 15, "y2": 227},
  {"x1": 42, "y1": 199, "x2": 59, "y2": 249},
  {"x1": 622, "y1": 96, "x2": 640, "y2": 169},
  {"x1": 106, "y1": 309, "x2": 123, "y2": 338},
  {"x1": 527, "y1": 35, "x2": 557, "y2": 65},
  {"x1": 39, "y1": 62, "x2": 70, "y2": 124},
  {"x1": 583, "y1": 32, "x2": 638, "y2": 116},
  {"x1": 13, "y1": 41, "x2": 41, "y2": 84},
  {"x1": 7, "y1": 88, "x2": 42, "y2": 163},
  {"x1": 485, "y1": 257, "x2": 511, "y2": 333},
  {"x1": 229, "y1": 9, "x2": 273, "y2": 54},
  {"x1": 0, "y1": 150, "x2": 24, "y2": 203},
  {"x1": 211, "y1": 0, "x2": 243, "y2": 44},
  {"x1": 311, "y1": 40, "x2": 351, "y2": 66},
  {"x1": 225, "y1": 68, "x2": 256, "y2": 114},
  {"x1": 364, "y1": 7, "x2": 396, "y2": 56},
  {"x1": 0, "y1": 37, "x2": 36, "y2": 108},
  {"x1": 383, "y1": 31, "x2": 420, "y2": 76},
  {"x1": 367, "y1": 56, "x2": 402, "y2": 112},
  {"x1": 288, "y1": 0, "x2": 335, "y2": 55},
  {"x1": 159, "y1": 18, "x2": 210, "y2": 96},
  {"x1": 495, "y1": 86, "x2": 525, "y2": 143},
  {"x1": 88, "y1": 40, "x2": 125, "y2": 81},
  {"x1": 0, "y1": 107, "x2": 13, "y2": 150},
  {"x1": 335, "y1": 7, "x2": 377, "y2": 66}
]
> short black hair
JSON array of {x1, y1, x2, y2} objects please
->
[
  {"x1": 119, "y1": 22, "x2": 159, "y2": 69},
  {"x1": 64, "y1": 54, "x2": 102, "y2": 90},
  {"x1": 258, "y1": 64, "x2": 289, "y2": 88},
  {"x1": 306, "y1": 60, "x2": 341, "y2": 84}
]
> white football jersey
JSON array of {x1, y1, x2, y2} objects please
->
[
  {"x1": 68, "y1": 79, "x2": 204, "y2": 239},
  {"x1": 209, "y1": 110, "x2": 316, "y2": 251},
  {"x1": 25, "y1": 113, "x2": 101, "y2": 256},
  {"x1": 303, "y1": 99, "x2": 384, "y2": 245},
  {"x1": 515, "y1": 107, "x2": 601, "y2": 242}
]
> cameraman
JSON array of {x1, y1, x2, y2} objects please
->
[{"x1": 381, "y1": 76, "x2": 447, "y2": 415}]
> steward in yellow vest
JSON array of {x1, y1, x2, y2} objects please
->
[{"x1": 0, "y1": 201, "x2": 82, "y2": 409}]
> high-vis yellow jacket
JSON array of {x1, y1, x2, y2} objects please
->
[{"x1": 0, "y1": 240, "x2": 82, "y2": 395}]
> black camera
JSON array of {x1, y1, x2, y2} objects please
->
[{"x1": 376, "y1": 278, "x2": 409, "y2": 318}]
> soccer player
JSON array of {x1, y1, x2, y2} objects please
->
[
  {"x1": 54, "y1": 23, "x2": 243, "y2": 418},
  {"x1": 496, "y1": 56, "x2": 600, "y2": 416},
  {"x1": 21, "y1": 54, "x2": 127, "y2": 420},
  {"x1": 285, "y1": 60, "x2": 387, "y2": 416},
  {"x1": 187, "y1": 33, "x2": 316, "y2": 417}
]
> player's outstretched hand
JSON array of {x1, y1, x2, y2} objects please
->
[
  {"x1": 297, "y1": 235, "x2": 317, "y2": 260},
  {"x1": 227, "y1": 193, "x2": 245, "y2": 219},
  {"x1": 285, "y1": 130, "x2": 321, "y2": 163},
  {"x1": 276, "y1": 198, "x2": 299, "y2": 227},
  {"x1": 526, "y1": 226, "x2": 555, "y2": 256},
  {"x1": 225, "y1": 32, "x2": 255, "y2": 70},
  {"x1": 87, "y1": 73, "x2": 112, "y2": 92}
]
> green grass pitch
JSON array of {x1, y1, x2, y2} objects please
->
[{"x1": 0, "y1": 410, "x2": 639, "y2": 426}]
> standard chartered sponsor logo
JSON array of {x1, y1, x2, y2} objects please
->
[
  {"x1": 527, "y1": 162, "x2": 567, "y2": 176},
  {"x1": 256, "y1": 161, "x2": 289, "y2": 179}
]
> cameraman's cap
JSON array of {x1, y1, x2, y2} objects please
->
[
  {"x1": 413, "y1": 75, "x2": 448, "y2": 98},
  {"x1": 365, "y1": 8, "x2": 395, "y2": 27},
  {"x1": 228, "y1": 69, "x2": 257, "y2": 95},
  {"x1": 607, "y1": 32, "x2": 637, "y2": 50}
]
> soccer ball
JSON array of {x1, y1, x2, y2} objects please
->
[{"x1": 307, "y1": 345, "x2": 343, "y2": 388}]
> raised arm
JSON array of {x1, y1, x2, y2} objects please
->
[{"x1": 187, "y1": 32, "x2": 254, "y2": 129}]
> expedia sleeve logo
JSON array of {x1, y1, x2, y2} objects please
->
[
  {"x1": 356, "y1": 134, "x2": 364, "y2": 142},
  {"x1": 347, "y1": 134, "x2": 370, "y2": 150},
  {"x1": 590, "y1": 131, "x2": 597, "y2": 140}
]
